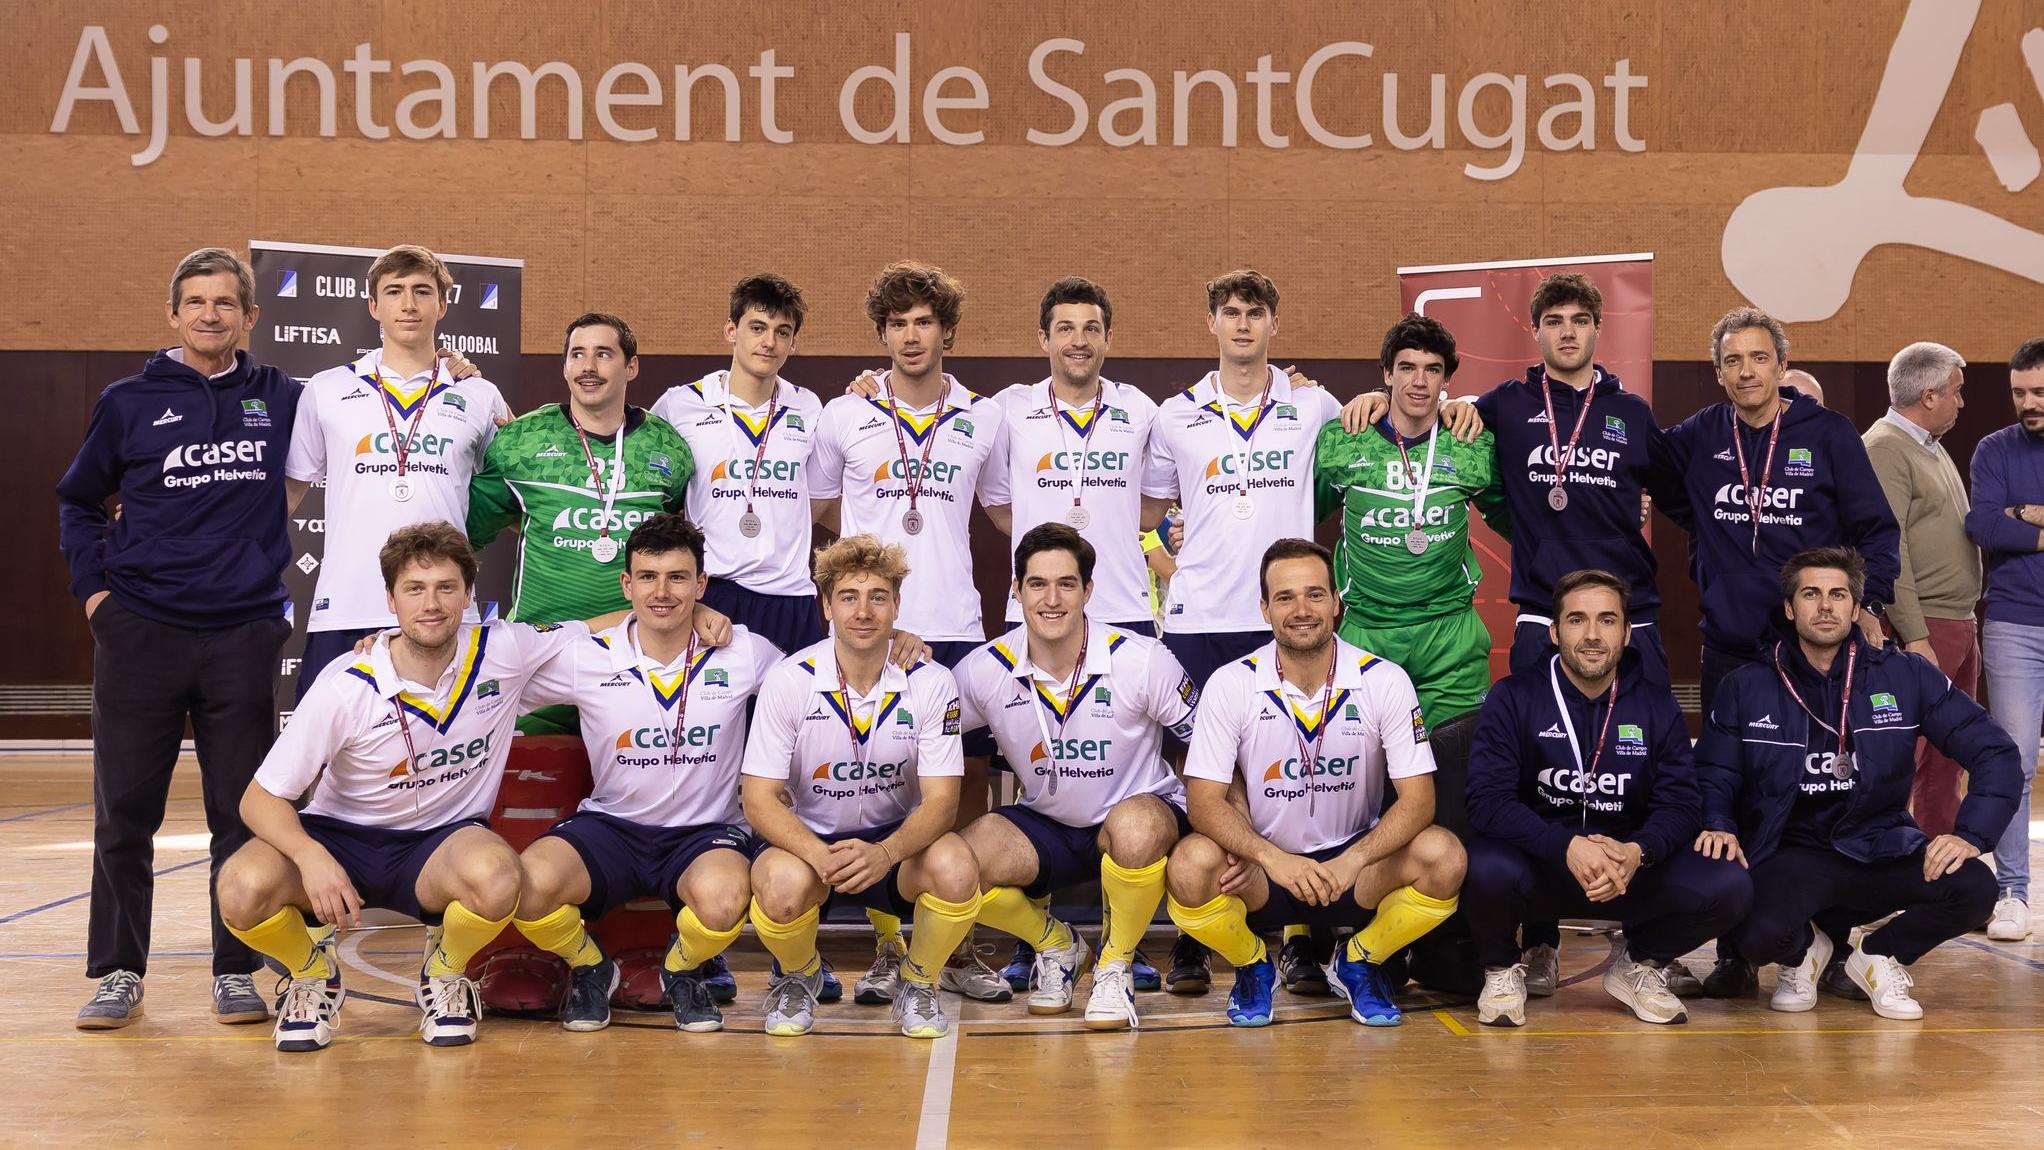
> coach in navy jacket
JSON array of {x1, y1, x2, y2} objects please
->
[
  {"x1": 1462, "y1": 569, "x2": 1749, "y2": 1027},
  {"x1": 53, "y1": 248, "x2": 299, "y2": 1029},
  {"x1": 1696, "y1": 546, "x2": 2016, "y2": 1020}
]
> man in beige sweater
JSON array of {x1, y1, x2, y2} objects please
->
[{"x1": 1864, "y1": 341, "x2": 1982, "y2": 838}]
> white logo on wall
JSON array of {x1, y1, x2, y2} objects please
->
[
  {"x1": 1722, "y1": 0, "x2": 2029, "y2": 321},
  {"x1": 296, "y1": 553, "x2": 319, "y2": 574}
]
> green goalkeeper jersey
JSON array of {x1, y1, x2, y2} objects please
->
[
  {"x1": 1314, "y1": 417, "x2": 1509, "y2": 629},
  {"x1": 467, "y1": 403, "x2": 694, "y2": 623}
]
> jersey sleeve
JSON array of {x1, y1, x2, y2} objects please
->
[
  {"x1": 466, "y1": 432, "x2": 521, "y2": 547},
  {"x1": 284, "y1": 383, "x2": 327, "y2": 483},
  {"x1": 475, "y1": 383, "x2": 511, "y2": 464},
  {"x1": 740, "y1": 662, "x2": 804, "y2": 781},
  {"x1": 1313, "y1": 419, "x2": 1355, "y2": 522},
  {"x1": 916, "y1": 666, "x2": 966, "y2": 779},
  {"x1": 952, "y1": 654, "x2": 992, "y2": 734},
  {"x1": 978, "y1": 395, "x2": 1013, "y2": 508},
  {"x1": 1140, "y1": 641, "x2": 1200, "y2": 743},
  {"x1": 254, "y1": 679, "x2": 355, "y2": 801},
  {"x1": 501, "y1": 621, "x2": 590, "y2": 703},
  {"x1": 1369, "y1": 662, "x2": 1437, "y2": 779},
  {"x1": 809, "y1": 402, "x2": 847, "y2": 500},
  {"x1": 1143, "y1": 409, "x2": 1180, "y2": 500},
  {"x1": 1183, "y1": 674, "x2": 1247, "y2": 786}
]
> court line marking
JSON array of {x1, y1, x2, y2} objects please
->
[
  {"x1": 1433, "y1": 1007, "x2": 1473, "y2": 1036},
  {"x1": 913, "y1": 989, "x2": 963, "y2": 1150},
  {"x1": 0, "y1": 858, "x2": 207, "y2": 925},
  {"x1": 0, "y1": 802, "x2": 91, "y2": 825},
  {"x1": 1952, "y1": 935, "x2": 2044, "y2": 975}
]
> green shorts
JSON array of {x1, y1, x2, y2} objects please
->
[{"x1": 1339, "y1": 608, "x2": 1492, "y2": 723}]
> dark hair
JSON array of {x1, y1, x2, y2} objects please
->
[
  {"x1": 564, "y1": 312, "x2": 637, "y2": 361},
  {"x1": 1206, "y1": 269, "x2": 1280, "y2": 315},
  {"x1": 866, "y1": 261, "x2": 965, "y2": 350},
  {"x1": 1779, "y1": 546, "x2": 1867, "y2": 604},
  {"x1": 1013, "y1": 523, "x2": 1096, "y2": 586},
  {"x1": 1038, "y1": 277, "x2": 1113, "y2": 334},
  {"x1": 1529, "y1": 272, "x2": 1603, "y2": 327},
  {"x1": 2012, "y1": 338, "x2": 2044, "y2": 374},
  {"x1": 1258, "y1": 537, "x2": 1334, "y2": 600},
  {"x1": 730, "y1": 273, "x2": 807, "y2": 334},
  {"x1": 1379, "y1": 312, "x2": 1460, "y2": 379},
  {"x1": 379, "y1": 522, "x2": 478, "y2": 591},
  {"x1": 625, "y1": 513, "x2": 706, "y2": 574},
  {"x1": 1552, "y1": 569, "x2": 1631, "y2": 617}
]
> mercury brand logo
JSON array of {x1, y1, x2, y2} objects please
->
[
  {"x1": 1749, "y1": 714, "x2": 1778, "y2": 730},
  {"x1": 152, "y1": 407, "x2": 182, "y2": 426},
  {"x1": 1538, "y1": 723, "x2": 1567, "y2": 740}
]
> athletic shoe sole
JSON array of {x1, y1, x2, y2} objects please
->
[
  {"x1": 1164, "y1": 974, "x2": 1210, "y2": 996},
  {"x1": 563, "y1": 965, "x2": 622, "y2": 1033},
  {"x1": 1477, "y1": 1008, "x2": 1524, "y2": 1028},
  {"x1": 75, "y1": 1006, "x2": 142, "y2": 1031}
]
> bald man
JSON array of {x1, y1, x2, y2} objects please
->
[{"x1": 1785, "y1": 370, "x2": 1824, "y2": 407}]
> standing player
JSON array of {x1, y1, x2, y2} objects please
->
[
  {"x1": 286, "y1": 245, "x2": 510, "y2": 689},
  {"x1": 1147, "y1": 270, "x2": 1341, "y2": 992},
  {"x1": 510, "y1": 514, "x2": 783, "y2": 1034},
  {"x1": 739, "y1": 536, "x2": 984, "y2": 1039},
  {"x1": 652, "y1": 274, "x2": 827, "y2": 654},
  {"x1": 953, "y1": 525, "x2": 1201, "y2": 1030},
  {"x1": 216, "y1": 524, "x2": 587, "y2": 1051},
  {"x1": 1164, "y1": 539, "x2": 1466, "y2": 1027}
]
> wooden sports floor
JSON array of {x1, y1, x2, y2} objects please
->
[{"x1": 5, "y1": 755, "x2": 2043, "y2": 1149}]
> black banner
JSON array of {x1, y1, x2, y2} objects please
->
[{"x1": 249, "y1": 240, "x2": 523, "y2": 724}]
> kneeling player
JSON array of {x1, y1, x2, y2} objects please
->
[
  {"x1": 511, "y1": 514, "x2": 784, "y2": 1033},
  {"x1": 217, "y1": 524, "x2": 585, "y2": 1051},
  {"x1": 1166, "y1": 539, "x2": 1466, "y2": 1027},
  {"x1": 954, "y1": 525, "x2": 1201, "y2": 1030},
  {"x1": 739, "y1": 535, "x2": 984, "y2": 1039}
]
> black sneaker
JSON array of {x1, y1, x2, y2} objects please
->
[
  {"x1": 774, "y1": 957, "x2": 843, "y2": 1003},
  {"x1": 561, "y1": 957, "x2": 619, "y2": 1032},
  {"x1": 663, "y1": 967, "x2": 723, "y2": 1032},
  {"x1": 1164, "y1": 933, "x2": 1211, "y2": 995},
  {"x1": 698, "y1": 953, "x2": 738, "y2": 1005},
  {"x1": 1700, "y1": 956, "x2": 1757, "y2": 998},
  {"x1": 1002, "y1": 939, "x2": 1035, "y2": 994},
  {"x1": 1278, "y1": 935, "x2": 1332, "y2": 995},
  {"x1": 1817, "y1": 955, "x2": 1869, "y2": 1001}
]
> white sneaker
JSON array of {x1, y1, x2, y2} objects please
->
[
  {"x1": 1844, "y1": 946, "x2": 1923, "y2": 1020},
  {"x1": 1988, "y1": 896, "x2": 2032, "y2": 941},
  {"x1": 1025, "y1": 925, "x2": 1089, "y2": 1016},
  {"x1": 273, "y1": 973, "x2": 344, "y2": 1052},
  {"x1": 415, "y1": 966, "x2": 482, "y2": 1046},
  {"x1": 1083, "y1": 959, "x2": 1139, "y2": 1031},
  {"x1": 1603, "y1": 951, "x2": 1687, "y2": 1024},
  {"x1": 1477, "y1": 964, "x2": 1528, "y2": 1028},
  {"x1": 1521, "y1": 944, "x2": 1559, "y2": 997},
  {"x1": 941, "y1": 943, "x2": 1014, "y2": 1003},
  {"x1": 1769, "y1": 927, "x2": 1833, "y2": 1013}
]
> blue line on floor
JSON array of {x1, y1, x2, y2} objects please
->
[
  {"x1": 1952, "y1": 935, "x2": 2044, "y2": 975},
  {"x1": 0, "y1": 858, "x2": 208, "y2": 926},
  {"x1": 0, "y1": 802, "x2": 90, "y2": 825}
]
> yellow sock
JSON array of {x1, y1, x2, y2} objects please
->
[
  {"x1": 904, "y1": 891, "x2": 983, "y2": 985},
  {"x1": 426, "y1": 899, "x2": 514, "y2": 977},
  {"x1": 1099, "y1": 857, "x2": 1167, "y2": 966},
  {"x1": 750, "y1": 900, "x2": 821, "y2": 978},
  {"x1": 866, "y1": 908, "x2": 905, "y2": 948},
  {"x1": 512, "y1": 904, "x2": 602, "y2": 968},
  {"x1": 977, "y1": 885, "x2": 1072, "y2": 950},
  {"x1": 1283, "y1": 924, "x2": 1311, "y2": 943},
  {"x1": 1166, "y1": 893, "x2": 1266, "y2": 968},
  {"x1": 668, "y1": 906, "x2": 743, "y2": 972},
  {"x1": 1347, "y1": 886, "x2": 1459, "y2": 964},
  {"x1": 228, "y1": 907, "x2": 332, "y2": 979}
]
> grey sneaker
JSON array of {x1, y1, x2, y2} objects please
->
[
  {"x1": 854, "y1": 937, "x2": 905, "y2": 1005},
  {"x1": 212, "y1": 973, "x2": 269, "y2": 1024},
  {"x1": 1522, "y1": 944, "x2": 1559, "y2": 997},
  {"x1": 76, "y1": 971, "x2": 144, "y2": 1030},
  {"x1": 941, "y1": 944, "x2": 1014, "y2": 1003},
  {"x1": 764, "y1": 966, "x2": 824, "y2": 1037},
  {"x1": 893, "y1": 979, "x2": 951, "y2": 1039}
]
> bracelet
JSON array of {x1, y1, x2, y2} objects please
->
[{"x1": 878, "y1": 841, "x2": 894, "y2": 864}]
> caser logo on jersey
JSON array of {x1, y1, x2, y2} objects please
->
[
  {"x1": 872, "y1": 459, "x2": 961, "y2": 483},
  {"x1": 614, "y1": 725, "x2": 722, "y2": 751},
  {"x1": 551, "y1": 507, "x2": 658, "y2": 533},
  {"x1": 712, "y1": 458, "x2": 801, "y2": 482},
  {"x1": 1262, "y1": 755, "x2": 1359, "y2": 781},
  {"x1": 1035, "y1": 450, "x2": 1130, "y2": 473},
  {"x1": 162, "y1": 439, "x2": 268, "y2": 471},
  {"x1": 1202, "y1": 450, "x2": 1296, "y2": 478},
  {"x1": 811, "y1": 760, "x2": 906, "y2": 781},
  {"x1": 1523, "y1": 444, "x2": 1623, "y2": 472},
  {"x1": 387, "y1": 734, "x2": 493, "y2": 788},
  {"x1": 355, "y1": 431, "x2": 457, "y2": 458}
]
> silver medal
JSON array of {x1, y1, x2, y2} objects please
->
[
  {"x1": 1405, "y1": 528, "x2": 1429, "y2": 555},
  {"x1": 1548, "y1": 486, "x2": 1569, "y2": 512},
  {"x1": 1831, "y1": 751, "x2": 1853, "y2": 780},
  {"x1": 1231, "y1": 496, "x2": 1255, "y2": 520},
  {"x1": 388, "y1": 476, "x2": 414, "y2": 503},
  {"x1": 738, "y1": 511, "x2": 763, "y2": 538},
  {"x1": 902, "y1": 508, "x2": 925, "y2": 535},
  {"x1": 1065, "y1": 504, "x2": 1091, "y2": 530},
  {"x1": 590, "y1": 535, "x2": 619, "y2": 563}
]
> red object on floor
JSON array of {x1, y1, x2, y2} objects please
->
[{"x1": 467, "y1": 736, "x2": 591, "y2": 1016}]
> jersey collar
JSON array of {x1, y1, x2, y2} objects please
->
[
  {"x1": 988, "y1": 619, "x2": 1123, "y2": 683},
  {"x1": 687, "y1": 369, "x2": 795, "y2": 414},
  {"x1": 348, "y1": 624, "x2": 490, "y2": 732},
  {"x1": 1245, "y1": 637, "x2": 1377, "y2": 696},
  {"x1": 807, "y1": 640, "x2": 911, "y2": 700}
]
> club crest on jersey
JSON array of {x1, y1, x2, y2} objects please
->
[
  {"x1": 1784, "y1": 447, "x2": 1815, "y2": 477},
  {"x1": 785, "y1": 413, "x2": 806, "y2": 431},
  {"x1": 649, "y1": 452, "x2": 673, "y2": 478},
  {"x1": 1870, "y1": 691, "x2": 1903, "y2": 724},
  {"x1": 704, "y1": 668, "x2": 730, "y2": 687},
  {"x1": 1603, "y1": 415, "x2": 1626, "y2": 444},
  {"x1": 441, "y1": 392, "x2": 468, "y2": 412},
  {"x1": 1615, "y1": 723, "x2": 1646, "y2": 755},
  {"x1": 476, "y1": 679, "x2": 501, "y2": 699},
  {"x1": 241, "y1": 398, "x2": 272, "y2": 428}
]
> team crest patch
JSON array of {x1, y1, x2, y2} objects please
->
[
  {"x1": 1108, "y1": 407, "x2": 1129, "y2": 423},
  {"x1": 241, "y1": 398, "x2": 271, "y2": 428},
  {"x1": 1616, "y1": 722, "x2": 1645, "y2": 754},
  {"x1": 649, "y1": 452, "x2": 673, "y2": 478},
  {"x1": 1094, "y1": 686, "x2": 1111, "y2": 704},
  {"x1": 1344, "y1": 703, "x2": 1360, "y2": 721},
  {"x1": 1785, "y1": 447, "x2": 1815, "y2": 477},
  {"x1": 1871, "y1": 691, "x2": 1902, "y2": 723},
  {"x1": 530, "y1": 623, "x2": 563, "y2": 632},
  {"x1": 442, "y1": 392, "x2": 468, "y2": 412},
  {"x1": 1603, "y1": 415, "x2": 1626, "y2": 444},
  {"x1": 896, "y1": 709, "x2": 914, "y2": 725},
  {"x1": 1273, "y1": 404, "x2": 1298, "y2": 420},
  {"x1": 705, "y1": 668, "x2": 730, "y2": 686},
  {"x1": 942, "y1": 699, "x2": 962, "y2": 736},
  {"x1": 785, "y1": 413, "x2": 806, "y2": 431},
  {"x1": 477, "y1": 679, "x2": 501, "y2": 699},
  {"x1": 1410, "y1": 705, "x2": 1430, "y2": 744},
  {"x1": 953, "y1": 418, "x2": 975, "y2": 437}
]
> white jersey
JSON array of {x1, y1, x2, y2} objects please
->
[
  {"x1": 1184, "y1": 638, "x2": 1435, "y2": 854},
  {"x1": 256, "y1": 621, "x2": 584, "y2": 831},
  {"x1": 954, "y1": 620, "x2": 1198, "y2": 827},
  {"x1": 811, "y1": 372, "x2": 1004, "y2": 642},
  {"x1": 522, "y1": 617, "x2": 782, "y2": 828},
  {"x1": 1147, "y1": 368, "x2": 1338, "y2": 634},
  {"x1": 981, "y1": 379, "x2": 1168, "y2": 626},
  {"x1": 285, "y1": 350, "x2": 509, "y2": 632},
  {"x1": 652, "y1": 372, "x2": 823, "y2": 598},
  {"x1": 740, "y1": 639, "x2": 965, "y2": 837}
]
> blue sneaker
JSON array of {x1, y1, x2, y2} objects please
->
[
  {"x1": 697, "y1": 953, "x2": 738, "y2": 1005},
  {"x1": 1226, "y1": 956, "x2": 1277, "y2": 1027},
  {"x1": 773, "y1": 957, "x2": 842, "y2": 1004},
  {"x1": 1131, "y1": 949, "x2": 1161, "y2": 992},
  {"x1": 1324, "y1": 946, "x2": 1401, "y2": 1026},
  {"x1": 1002, "y1": 940, "x2": 1034, "y2": 994}
]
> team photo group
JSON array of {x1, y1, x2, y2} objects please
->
[{"x1": 56, "y1": 242, "x2": 2043, "y2": 1054}]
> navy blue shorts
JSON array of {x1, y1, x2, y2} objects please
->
[
  {"x1": 1245, "y1": 831, "x2": 1377, "y2": 933},
  {"x1": 297, "y1": 813, "x2": 487, "y2": 924},
  {"x1": 926, "y1": 641, "x2": 996, "y2": 757},
  {"x1": 296, "y1": 627, "x2": 380, "y2": 703},
  {"x1": 1160, "y1": 629, "x2": 1267, "y2": 695},
  {"x1": 543, "y1": 810, "x2": 758, "y2": 921},
  {"x1": 1104, "y1": 618, "x2": 1157, "y2": 638},
  {"x1": 815, "y1": 820, "x2": 917, "y2": 917},
  {"x1": 994, "y1": 799, "x2": 1193, "y2": 898},
  {"x1": 701, "y1": 578, "x2": 819, "y2": 656}
]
